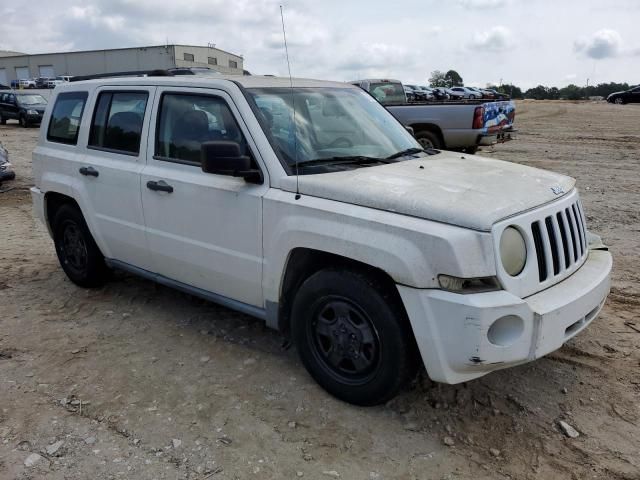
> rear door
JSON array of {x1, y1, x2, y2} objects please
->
[
  {"x1": 140, "y1": 87, "x2": 267, "y2": 307},
  {"x1": 72, "y1": 86, "x2": 155, "y2": 271}
]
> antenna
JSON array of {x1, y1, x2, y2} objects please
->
[{"x1": 280, "y1": 5, "x2": 300, "y2": 199}]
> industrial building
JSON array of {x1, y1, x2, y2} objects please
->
[{"x1": 0, "y1": 44, "x2": 244, "y2": 84}]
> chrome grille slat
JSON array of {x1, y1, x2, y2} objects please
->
[
  {"x1": 571, "y1": 204, "x2": 585, "y2": 256},
  {"x1": 562, "y1": 208, "x2": 579, "y2": 262},
  {"x1": 550, "y1": 214, "x2": 567, "y2": 271},
  {"x1": 539, "y1": 218, "x2": 555, "y2": 279}
]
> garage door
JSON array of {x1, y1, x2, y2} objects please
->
[
  {"x1": 0, "y1": 69, "x2": 7, "y2": 86},
  {"x1": 15, "y1": 67, "x2": 30, "y2": 79},
  {"x1": 39, "y1": 65, "x2": 55, "y2": 78}
]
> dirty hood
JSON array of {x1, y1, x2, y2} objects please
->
[{"x1": 281, "y1": 153, "x2": 575, "y2": 231}]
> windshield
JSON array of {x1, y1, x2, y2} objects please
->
[
  {"x1": 247, "y1": 87, "x2": 421, "y2": 171},
  {"x1": 368, "y1": 82, "x2": 406, "y2": 105},
  {"x1": 18, "y1": 95, "x2": 47, "y2": 105}
]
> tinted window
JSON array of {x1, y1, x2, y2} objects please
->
[
  {"x1": 89, "y1": 92, "x2": 148, "y2": 155},
  {"x1": 47, "y1": 92, "x2": 88, "y2": 145},
  {"x1": 155, "y1": 93, "x2": 248, "y2": 165},
  {"x1": 184, "y1": 53, "x2": 194, "y2": 61}
]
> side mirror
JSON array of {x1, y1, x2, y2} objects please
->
[{"x1": 201, "y1": 141, "x2": 263, "y2": 184}]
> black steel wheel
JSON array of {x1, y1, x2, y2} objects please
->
[
  {"x1": 292, "y1": 268, "x2": 418, "y2": 406},
  {"x1": 52, "y1": 204, "x2": 109, "y2": 288},
  {"x1": 307, "y1": 296, "x2": 381, "y2": 385},
  {"x1": 0, "y1": 111, "x2": 5, "y2": 125}
]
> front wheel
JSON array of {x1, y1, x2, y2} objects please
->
[
  {"x1": 614, "y1": 97, "x2": 625, "y2": 105},
  {"x1": 52, "y1": 204, "x2": 109, "y2": 288},
  {"x1": 19, "y1": 114, "x2": 28, "y2": 128},
  {"x1": 291, "y1": 269, "x2": 417, "y2": 406}
]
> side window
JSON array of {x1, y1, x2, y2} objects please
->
[
  {"x1": 89, "y1": 91, "x2": 148, "y2": 155},
  {"x1": 47, "y1": 91, "x2": 88, "y2": 145},
  {"x1": 155, "y1": 93, "x2": 248, "y2": 165}
]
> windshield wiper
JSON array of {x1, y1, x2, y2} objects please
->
[
  {"x1": 298, "y1": 156, "x2": 390, "y2": 167},
  {"x1": 386, "y1": 147, "x2": 439, "y2": 160}
]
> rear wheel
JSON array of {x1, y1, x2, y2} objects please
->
[
  {"x1": 52, "y1": 204, "x2": 109, "y2": 288},
  {"x1": 0, "y1": 112, "x2": 5, "y2": 125},
  {"x1": 291, "y1": 268, "x2": 417, "y2": 406},
  {"x1": 415, "y1": 130, "x2": 442, "y2": 149}
]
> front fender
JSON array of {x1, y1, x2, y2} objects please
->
[{"x1": 263, "y1": 189, "x2": 496, "y2": 305}]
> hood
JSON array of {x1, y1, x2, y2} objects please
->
[
  {"x1": 607, "y1": 91, "x2": 625, "y2": 98},
  {"x1": 281, "y1": 152, "x2": 575, "y2": 231}
]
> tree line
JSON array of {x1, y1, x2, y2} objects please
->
[{"x1": 427, "y1": 70, "x2": 632, "y2": 100}]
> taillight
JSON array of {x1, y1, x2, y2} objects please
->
[{"x1": 472, "y1": 106, "x2": 484, "y2": 129}]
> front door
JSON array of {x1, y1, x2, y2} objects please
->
[{"x1": 140, "y1": 88, "x2": 267, "y2": 307}]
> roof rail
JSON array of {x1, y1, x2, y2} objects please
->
[{"x1": 69, "y1": 69, "x2": 174, "y2": 82}]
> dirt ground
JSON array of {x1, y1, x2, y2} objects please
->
[{"x1": 0, "y1": 100, "x2": 638, "y2": 480}]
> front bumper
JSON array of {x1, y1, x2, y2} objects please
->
[
  {"x1": 26, "y1": 113, "x2": 44, "y2": 123},
  {"x1": 398, "y1": 249, "x2": 612, "y2": 384}
]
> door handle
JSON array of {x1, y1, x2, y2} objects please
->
[
  {"x1": 146, "y1": 180, "x2": 174, "y2": 193},
  {"x1": 79, "y1": 166, "x2": 99, "y2": 177}
]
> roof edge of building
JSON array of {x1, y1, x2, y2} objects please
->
[{"x1": 0, "y1": 44, "x2": 243, "y2": 61}]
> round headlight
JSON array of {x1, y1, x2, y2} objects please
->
[{"x1": 500, "y1": 226, "x2": 527, "y2": 276}]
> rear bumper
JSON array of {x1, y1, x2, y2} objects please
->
[
  {"x1": 398, "y1": 249, "x2": 612, "y2": 384},
  {"x1": 478, "y1": 128, "x2": 517, "y2": 146}
]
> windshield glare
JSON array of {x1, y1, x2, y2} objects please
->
[
  {"x1": 248, "y1": 87, "x2": 420, "y2": 170},
  {"x1": 18, "y1": 95, "x2": 47, "y2": 105}
]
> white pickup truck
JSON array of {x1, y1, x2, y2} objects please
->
[{"x1": 31, "y1": 75, "x2": 611, "y2": 406}]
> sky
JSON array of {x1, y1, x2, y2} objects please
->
[{"x1": 1, "y1": 0, "x2": 638, "y2": 89}]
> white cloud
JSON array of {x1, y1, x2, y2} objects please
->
[
  {"x1": 457, "y1": 0, "x2": 509, "y2": 8},
  {"x1": 469, "y1": 26, "x2": 512, "y2": 52},
  {"x1": 574, "y1": 29, "x2": 622, "y2": 59}
]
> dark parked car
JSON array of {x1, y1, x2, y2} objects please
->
[
  {"x1": 0, "y1": 84, "x2": 10, "y2": 90},
  {"x1": 0, "y1": 92, "x2": 48, "y2": 127},
  {"x1": 607, "y1": 86, "x2": 640, "y2": 104}
]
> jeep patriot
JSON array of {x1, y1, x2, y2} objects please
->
[{"x1": 31, "y1": 75, "x2": 612, "y2": 405}]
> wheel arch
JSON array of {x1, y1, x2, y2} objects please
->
[
  {"x1": 275, "y1": 248, "x2": 408, "y2": 336},
  {"x1": 410, "y1": 123, "x2": 445, "y2": 148},
  {"x1": 44, "y1": 191, "x2": 82, "y2": 235}
]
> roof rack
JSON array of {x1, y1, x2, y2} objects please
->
[{"x1": 70, "y1": 69, "x2": 174, "y2": 82}]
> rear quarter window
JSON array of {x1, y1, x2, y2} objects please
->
[{"x1": 47, "y1": 92, "x2": 88, "y2": 145}]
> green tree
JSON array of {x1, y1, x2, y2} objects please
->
[
  {"x1": 559, "y1": 84, "x2": 584, "y2": 100},
  {"x1": 524, "y1": 85, "x2": 550, "y2": 100},
  {"x1": 444, "y1": 70, "x2": 464, "y2": 87},
  {"x1": 428, "y1": 70, "x2": 447, "y2": 87}
]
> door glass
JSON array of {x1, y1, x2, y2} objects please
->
[
  {"x1": 47, "y1": 92, "x2": 88, "y2": 145},
  {"x1": 89, "y1": 92, "x2": 148, "y2": 155},
  {"x1": 155, "y1": 93, "x2": 248, "y2": 165}
]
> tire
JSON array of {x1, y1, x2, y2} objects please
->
[
  {"x1": 19, "y1": 114, "x2": 28, "y2": 128},
  {"x1": 415, "y1": 130, "x2": 442, "y2": 149},
  {"x1": 52, "y1": 204, "x2": 109, "y2": 288},
  {"x1": 614, "y1": 97, "x2": 625, "y2": 105},
  {"x1": 0, "y1": 112, "x2": 5, "y2": 125},
  {"x1": 291, "y1": 268, "x2": 417, "y2": 406},
  {"x1": 464, "y1": 146, "x2": 478, "y2": 155}
]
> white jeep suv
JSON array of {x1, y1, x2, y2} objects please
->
[{"x1": 31, "y1": 75, "x2": 612, "y2": 405}]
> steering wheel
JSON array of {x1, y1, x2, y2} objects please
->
[{"x1": 328, "y1": 137, "x2": 353, "y2": 148}]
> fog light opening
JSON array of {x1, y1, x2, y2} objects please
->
[{"x1": 487, "y1": 315, "x2": 524, "y2": 347}]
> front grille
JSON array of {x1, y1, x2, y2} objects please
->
[{"x1": 530, "y1": 200, "x2": 587, "y2": 282}]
